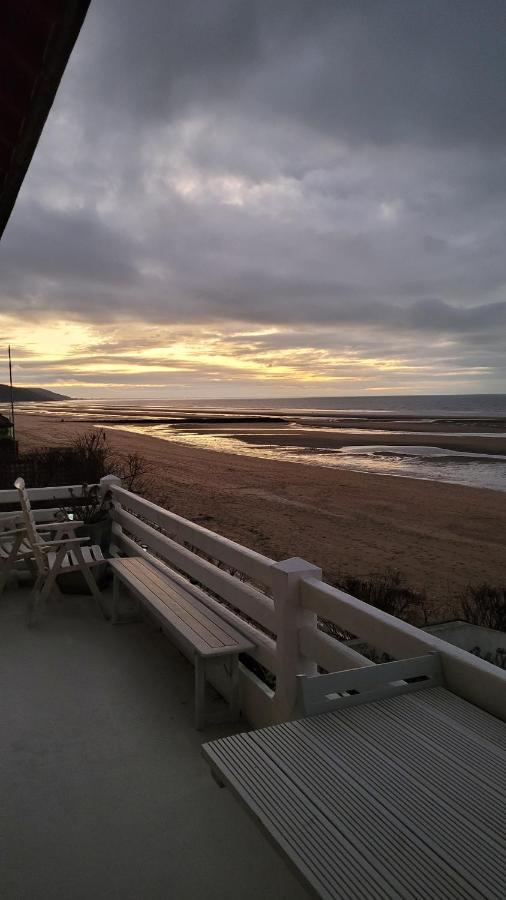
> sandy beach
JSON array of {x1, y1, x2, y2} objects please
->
[{"x1": 14, "y1": 411, "x2": 506, "y2": 615}]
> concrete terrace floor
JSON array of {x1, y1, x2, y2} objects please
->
[{"x1": 0, "y1": 586, "x2": 310, "y2": 900}]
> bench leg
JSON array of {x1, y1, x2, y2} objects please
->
[
  {"x1": 229, "y1": 655, "x2": 240, "y2": 721},
  {"x1": 111, "y1": 572, "x2": 119, "y2": 624},
  {"x1": 111, "y1": 575, "x2": 143, "y2": 625},
  {"x1": 195, "y1": 654, "x2": 206, "y2": 730}
]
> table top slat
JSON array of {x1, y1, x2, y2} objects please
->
[{"x1": 204, "y1": 687, "x2": 506, "y2": 899}]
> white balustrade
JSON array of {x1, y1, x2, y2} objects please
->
[{"x1": 2, "y1": 477, "x2": 505, "y2": 726}]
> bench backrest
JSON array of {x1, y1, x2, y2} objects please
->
[{"x1": 296, "y1": 653, "x2": 443, "y2": 717}]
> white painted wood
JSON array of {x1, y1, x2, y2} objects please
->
[
  {"x1": 203, "y1": 687, "x2": 506, "y2": 899},
  {"x1": 299, "y1": 625, "x2": 373, "y2": 673},
  {"x1": 0, "y1": 483, "x2": 94, "y2": 504},
  {"x1": 114, "y1": 530, "x2": 277, "y2": 673},
  {"x1": 110, "y1": 484, "x2": 274, "y2": 585},
  {"x1": 112, "y1": 507, "x2": 276, "y2": 632},
  {"x1": 0, "y1": 526, "x2": 30, "y2": 594},
  {"x1": 111, "y1": 556, "x2": 254, "y2": 728},
  {"x1": 5, "y1": 476, "x2": 503, "y2": 731},
  {"x1": 110, "y1": 557, "x2": 252, "y2": 655},
  {"x1": 271, "y1": 558, "x2": 321, "y2": 721},
  {"x1": 301, "y1": 576, "x2": 506, "y2": 721},
  {"x1": 12, "y1": 478, "x2": 106, "y2": 623},
  {"x1": 0, "y1": 507, "x2": 62, "y2": 524},
  {"x1": 296, "y1": 654, "x2": 443, "y2": 716}
]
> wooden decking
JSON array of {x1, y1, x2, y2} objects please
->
[{"x1": 204, "y1": 686, "x2": 506, "y2": 900}]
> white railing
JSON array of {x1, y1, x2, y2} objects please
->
[
  {"x1": 103, "y1": 477, "x2": 506, "y2": 726},
  {"x1": 2, "y1": 476, "x2": 505, "y2": 727}
]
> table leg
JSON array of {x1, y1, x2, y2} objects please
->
[
  {"x1": 229, "y1": 655, "x2": 240, "y2": 721},
  {"x1": 195, "y1": 654, "x2": 206, "y2": 730}
]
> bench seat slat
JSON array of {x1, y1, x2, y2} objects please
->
[
  {"x1": 110, "y1": 557, "x2": 253, "y2": 657},
  {"x1": 121, "y1": 557, "x2": 235, "y2": 648}
]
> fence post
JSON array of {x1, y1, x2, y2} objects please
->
[
  {"x1": 100, "y1": 475, "x2": 122, "y2": 550},
  {"x1": 271, "y1": 557, "x2": 322, "y2": 722},
  {"x1": 99, "y1": 474, "x2": 121, "y2": 495}
]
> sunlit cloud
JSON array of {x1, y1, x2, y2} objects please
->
[{"x1": 1, "y1": 1, "x2": 505, "y2": 397}]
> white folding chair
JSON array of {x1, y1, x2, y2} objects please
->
[
  {"x1": 0, "y1": 516, "x2": 34, "y2": 595},
  {"x1": 14, "y1": 478, "x2": 107, "y2": 624}
]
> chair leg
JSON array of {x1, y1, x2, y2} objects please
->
[
  {"x1": 72, "y1": 545, "x2": 108, "y2": 620},
  {"x1": 0, "y1": 532, "x2": 23, "y2": 596},
  {"x1": 0, "y1": 568, "x2": 8, "y2": 596},
  {"x1": 26, "y1": 548, "x2": 65, "y2": 627},
  {"x1": 26, "y1": 573, "x2": 52, "y2": 627}
]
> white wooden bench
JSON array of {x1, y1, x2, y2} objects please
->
[
  {"x1": 109, "y1": 556, "x2": 254, "y2": 729},
  {"x1": 203, "y1": 659, "x2": 506, "y2": 899}
]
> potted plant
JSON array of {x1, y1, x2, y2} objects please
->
[
  {"x1": 54, "y1": 484, "x2": 112, "y2": 594},
  {"x1": 57, "y1": 484, "x2": 113, "y2": 552}
]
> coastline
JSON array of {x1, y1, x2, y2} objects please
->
[{"x1": 13, "y1": 411, "x2": 506, "y2": 614}]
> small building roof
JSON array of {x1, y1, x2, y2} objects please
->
[{"x1": 0, "y1": 0, "x2": 90, "y2": 239}]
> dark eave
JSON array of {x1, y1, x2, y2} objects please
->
[{"x1": 0, "y1": 0, "x2": 91, "y2": 239}]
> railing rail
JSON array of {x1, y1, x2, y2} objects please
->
[
  {"x1": 111, "y1": 484, "x2": 273, "y2": 586},
  {"x1": 301, "y1": 576, "x2": 506, "y2": 721},
  {"x1": 2, "y1": 476, "x2": 505, "y2": 727},
  {"x1": 111, "y1": 505, "x2": 277, "y2": 634},
  {"x1": 115, "y1": 527, "x2": 278, "y2": 674},
  {"x1": 0, "y1": 483, "x2": 94, "y2": 505}
]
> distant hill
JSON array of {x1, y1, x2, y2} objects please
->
[{"x1": 0, "y1": 384, "x2": 70, "y2": 402}]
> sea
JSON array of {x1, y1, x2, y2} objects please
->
[{"x1": 5, "y1": 394, "x2": 506, "y2": 493}]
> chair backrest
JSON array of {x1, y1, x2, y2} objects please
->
[
  {"x1": 296, "y1": 653, "x2": 443, "y2": 718},
  {"x1": 14, "y1": 478, "x2": 48, "y2": 574}
]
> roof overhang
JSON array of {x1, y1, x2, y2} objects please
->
[{"x1": 0, "y1": 0, "x2": 91, "y2": 239}]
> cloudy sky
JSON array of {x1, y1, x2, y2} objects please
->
[{"x1": 1, "y1": 0, "x2": 506, "y2": 398}]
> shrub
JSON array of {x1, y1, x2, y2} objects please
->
[
  {"x1": 319, "y1": 568, "x2": 427, "y2": 649},
  {"x1": 0, "y1": 430, "x2": 151, "y2": 494},
  {"x1": 460, "y1": 583, "x2": 506, "y2": 632},
  {"x1": 339, "y1": 568, "x2": 427, "y2": 624}
]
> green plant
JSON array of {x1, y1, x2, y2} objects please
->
[{"x1": 58, "y1": 484, "x2": 112, "y2": 525}]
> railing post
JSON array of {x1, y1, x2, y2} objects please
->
[
  {"x1": 271, "y1": 557, "x2": 322, "y2": 722},
  {"x1": 99, "y1": 475, "x2": 122, "y2": 548},
  {"x1": 99, "y1": 474, "x2": 121, "y2": 495}
]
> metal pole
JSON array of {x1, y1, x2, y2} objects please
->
[{"x1": 8, "y1": 344, "x2": 16, "y2": 455}]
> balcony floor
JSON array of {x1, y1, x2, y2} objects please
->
[{"x1": 0, "y1": 586, "x2": 309, "y2": 900}]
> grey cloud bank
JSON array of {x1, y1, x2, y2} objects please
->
[{"x1": 1, "y1": 0, "x2": 506, "y2": 394}]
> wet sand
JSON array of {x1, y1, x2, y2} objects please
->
[
  {"x1": 14, "y1": 412, "x2": 506, "y2": 615},
  {"x1": 177, "y1": 424, "x2": 506, "y2": 456}
]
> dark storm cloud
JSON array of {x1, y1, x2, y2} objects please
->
[
  {"x1": 78, "y1": 0, "x2": 506, "y2": 148},
  {"x1": 1, "y1": 0, "x2": 506, "y2": 393}
]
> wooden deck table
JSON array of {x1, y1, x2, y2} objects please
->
[{"x1": 203, "y1": 686, "x2": 506, "y2": 899}]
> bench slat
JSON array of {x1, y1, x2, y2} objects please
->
[
  {"x1": 110, "y1": 557, "x2": 253, "y2": 657},
  {"x1": 122, "y1": 557, "x2": 236, "y2": 648}
]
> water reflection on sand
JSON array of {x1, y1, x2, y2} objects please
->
[{"x1": 106, "y1": 423, "x2": 506, "y2": 492}]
